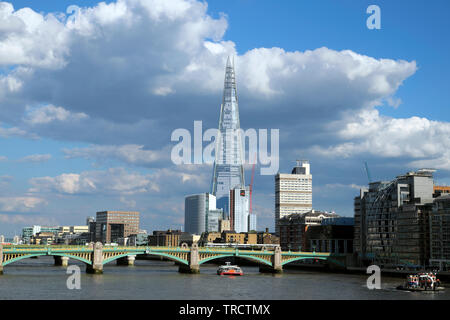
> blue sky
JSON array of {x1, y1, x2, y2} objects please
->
[{"x1": 0, "y1": 0, "x2": 449, "y2": 236}]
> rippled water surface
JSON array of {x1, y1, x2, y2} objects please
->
[{"x1": 0, "y1": 257, "x2": 449, "y2": 300}]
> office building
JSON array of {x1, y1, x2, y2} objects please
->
[
  {"x1": 275, "y1": 160, "x2": 312, "y2": 235},
  {"x1": 248, "y1": 213, "x2": 257, "y2": 232},
  {"x1": 95, "y1": 211, "x2": 140, "y2": 244},
  {"x1": 208, "y1": 208, "x2": 224, "y2": 233},
  {"x1": 429, "y1": 194, "x2": 450, "y2": 271},
  {"x1": 21, "y1": 225, "x2": 60, "y2": 244},
  {"x1": 211, "y1": 57, "x2": 245, "y2": 216},
  {"x1": 87, "y1": 216, "x2": 96, "y2": 242},
  {"x1": 31, "y1": 232, "x2": 55, "y2": 245},
  {"x1": 354, "y1": 169, "x2": 435, "y2": 267},
  {"x1": 229, "y1": 186, "x2": 250, "y2": 233},
  {"x1": 305, "y1": 218, "x2": 354, "y2": 254},
  {"x1": 278, "y1": 210, "x2": 338, "y2": 251},
  {"x1": 184, "y1": 193, "x2": 224, "y2": 234}
]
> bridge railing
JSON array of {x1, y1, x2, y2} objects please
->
[{"x1": 2, "y1": 244, "x2": 338, "y2": 257}]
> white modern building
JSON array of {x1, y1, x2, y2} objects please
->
[
  {"x1": 229, "y1": 186, "x2": 250, "y2": 233},
  {"x1": 184, "y1": 193, "x2": 224, "y2": 234},
  {"x1": 275, "y1": 160, "x2": 312, "y2": 235}
]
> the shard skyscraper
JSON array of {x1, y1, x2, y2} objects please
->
[{"x1": 211, "y1": 57, "x2": 245, "y2": 217}]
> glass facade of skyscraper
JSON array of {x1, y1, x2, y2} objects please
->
[{"x1": 211, "y1": 57, "x2": 245, "y2": 217}]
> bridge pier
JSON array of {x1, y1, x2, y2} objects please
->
[
  {"x1": 116, "y1": 255, "x2": 136, "y2": 266},
  {"x1": 178, "y1": 243, "x2": 200, "y2": 274},
  {"x1": 86, "y1": 242, "x2": 103, "y2": 274},
  {"x1": 178, "y1": 264, "x2": 200, "y2": 273},
  {"x1": 54, "y1": 256, "x2": 69, "y2": 267},
  {"x1": 259, "y1": 246, "x2": 283, "y2": 273}
]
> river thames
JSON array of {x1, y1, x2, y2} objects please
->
[{"x1": 0, "y1": 257, "x2": 448, "y2": 300}]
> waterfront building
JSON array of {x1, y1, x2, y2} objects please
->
[
  {"x1": 354, "y1": 169, "x2": 435, "y2": 267},
  {"x1": 87, "y1": 216, "x2": 96, "y2": 242},
  {"x1": 21, "y1": 225, "x2": 60, "y2": 244},
  {"x1": 256, "y1": 228, "x2": 280, "y2": 245},
  {"x1": 201, "y1": 231, "x2": 259, "y2": 245},
  {"x1": 275, "y1": 160, "x2": 312, "y2": 235},
  {"x1": 205, "y1": 232, "x2": 222, "y2": 244},
  {"x1": 21, "y1": 227, "x2": 33, "y2": 243},
  {"x1": 211, "y1": 57, "x2": 245, "y2": 217},
  {"x1": 70, "y1": 225, "x2": 89, "y2": 234},
  {"x1": 95, "y1": 211, "x2": 140, "y2": 244},
  {"x1": 245, "y1": 232, "x2": 257, "y2": 244},
  {"x1": 21, "y1": 224, "x2": 91, "y2": 245},
  {"x1": 184, "y1": 193, "x2": 224, "y2": 234},
  {"x1": 429, "y1": 194, "x2": 450, "y2": 271},
  {"x1": 59, "y1": 226, "x2": 70, "y2": 234},
  {"x1": 229, "y1": 186, "x2": 250, "y2": 233},
  {"x1": 222, "y1": 231, "x2": 246, "y2": 244},
  {"x1": 148, "y1": 229, "x2": 186, "y2": 247},
  {"x1": 278, "y1": 210, "x2": 339, "y2": 251},
  {"x1": 305, "y1": 218, "x2": 354, "y2": 254},
  {"x1": 58, "y1": 225, "x2": 89, "y2": 237},
  {"x1": 179, "y1": 233, "x2": 200, "y2": 246},
  {"x1": 128, "y1": 230, "x2": 148, "y2": 246},
  {"x1": 31, "y1": 232, "x2": 56, "y2": 245}
]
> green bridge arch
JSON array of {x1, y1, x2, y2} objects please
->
[
  {"x1": 101, "y1": 252, "x2": 185, "y2": 266},
  {"x1": 102, "y1": 251, "x2": 189, "y2": 266},
  {"x1": 2, "y1": 253, "x2": 92, "y2": 266},
  {"x1": 281, "y1": 256, "x2": 328, "y2": 266},
  {"x1": 199, "y1": 254, "x2": 272, "y2": 266},
  {"x1": 103, "y1": 252, "x2": 141, "y2": 265},
  {"x1": 143, "y1": 252, "x2": 189, "y2": 266},
  {"x1": 281, "y1": 255, "x2": 346, "y2": 268}
]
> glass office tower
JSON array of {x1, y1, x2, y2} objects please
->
[{"x1": 211, "y1": 57, "x2": 245, "y2": 217}]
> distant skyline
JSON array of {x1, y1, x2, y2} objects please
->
[{"x1": 1, "y1": 0, "x2": 450, "y2": 236}]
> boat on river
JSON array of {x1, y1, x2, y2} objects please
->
[
  {"x1": 397, "y1": 273, "x2": 445, "y2": 292},
  {"x1": 217, "y1": 262, "x2": 243, "y2": 276}
]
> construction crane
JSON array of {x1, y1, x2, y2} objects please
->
[
  {"x1": 364, "y1": 161, "x2": 372, "y2": 184},
  {"x1": 249, "y1": 153, "x2": 257, "y2": 215}
]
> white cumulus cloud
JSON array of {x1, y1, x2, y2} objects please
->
[{"x1": 0, "y1": 196, "x2": 47, "y2": 212}]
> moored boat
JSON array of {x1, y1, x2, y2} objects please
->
[
  {"x1": 397, "y1": 272, "x2": 445, "y2": 292},
  {"x1": 217, "y1": 262, "x2": 243, "y2": 276}
]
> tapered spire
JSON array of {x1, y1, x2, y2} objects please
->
[{"x1": 211, "y1": 56, "x2": 245, "y2": 216}]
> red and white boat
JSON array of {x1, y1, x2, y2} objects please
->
[{"x1": 217, "y1": 262, "x2": 243, "y2": 276}]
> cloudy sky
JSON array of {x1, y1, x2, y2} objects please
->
[{"x1": 0, "y1": 0, "x2": 449, "y2": 236}]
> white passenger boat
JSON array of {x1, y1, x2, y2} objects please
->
[
  {"x1": 397, "y1": 273, "x2": 445, "y2": 292},
  {"x1": 217, "y1": 262, "x2": 243, "y2": 276}
]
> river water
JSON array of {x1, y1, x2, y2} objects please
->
[{"x1": 0, "y1": 256, "x2": 449, "y2": 300}]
